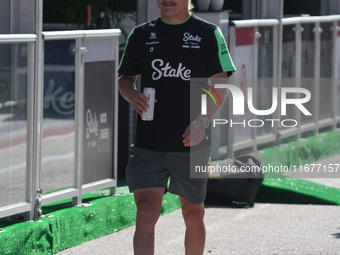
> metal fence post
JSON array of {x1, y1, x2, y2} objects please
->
[
  {"x1": 295, "y1": 21, "x2": 303, "y2": 139},
  {"x1": 227, "y1": 25, "x2": 236, "y2": 158},
  {"x1": 110, "y1": 36, "x2": 120, "y2": 195},
  {"x1": 73, "y1": 37, "x2": 86, "y2": 206},
  {"x1": 31, "y1": 0, "x2": 44, "y2": 221},
  {"x1": 276, "y1": 0, "x2": 283, "y2": 145},
  {"x1": 253, "y1": 25, "x2": 260, "y2": 150},
  {"x1": 26, "y1": 40, "x2": 36, "y2": 220},
  {"x1": 331, "y1": 20, "x2": 339, "y2": 128},
  {"x1": 313, "y1": 22, "x2": 321, "y2": 134}
]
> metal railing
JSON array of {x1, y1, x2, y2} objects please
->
[
  {"x1": 0, "y1": 34, "x2": 37, "y2": 220},
  {"x1": 212, "y1": 15, "x2": 340, "y2": 160},
  {"x1": 0, "y1": 29, "x2": 120, "y2": 221},
  {"x1": 1, "y1": 14, "x2": 340, "y2": 220}
]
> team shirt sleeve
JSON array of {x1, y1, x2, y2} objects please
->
[
  {"x1": 118, "y1": 28, "x2": 141, "y2": 76},
  {"x1": 207, "y1": 26, "x2": 236, "y2": 77}
]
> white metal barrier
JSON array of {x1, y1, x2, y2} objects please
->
[
  {"x1": 0, "y1": 29, "x2": 120, "y2": 221},
  {"x1": 212, "y1": 15, "x2": 340, "y2": 160},
  {"x1": 1, "y1": 15, "x2": 340, "y2": 220}
]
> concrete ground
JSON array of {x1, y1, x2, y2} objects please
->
[{"x1": 57, "y1": 155, "x2": 340, "y2": 255}]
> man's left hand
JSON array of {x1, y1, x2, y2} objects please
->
[{"x1": 182, "y1": 120, "x2": 206, "y2": 147}]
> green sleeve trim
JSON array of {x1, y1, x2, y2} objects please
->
[
  {"x1": 214, "y1": 27, "x2": 236, "y2": 74},
  {"x1": 118, "y1": 28, "x2": 135, "y2": 72}
]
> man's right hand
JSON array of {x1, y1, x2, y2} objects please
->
[
  {"x1": 129, "y1": 90, "x2": 150, "y2": 117},
  {"x1": 118, "y1": 75, "x2": 149, "y2": 117}
]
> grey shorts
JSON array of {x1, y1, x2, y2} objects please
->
[{"x1": 125, "y1": 145, "x2": 211, "y2": 204}]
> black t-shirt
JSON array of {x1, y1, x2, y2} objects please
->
[{"x1": 118, "y1": 14, "x2": 236, "y2": 152}]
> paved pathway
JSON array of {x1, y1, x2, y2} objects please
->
[{"x1": 58, "y1": 155, "x2": 340, "y2": 255}]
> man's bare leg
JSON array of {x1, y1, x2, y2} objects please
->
[
  {"x1": 180, "y1": 197, "x2": 206, "y2": 255},
  {"x1": 133, "y1": 187, "x2": 164, "y2": 255}
]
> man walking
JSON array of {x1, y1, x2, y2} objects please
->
[{"x1": 118, "y1": 1, "x2": 236, "y2": 254}]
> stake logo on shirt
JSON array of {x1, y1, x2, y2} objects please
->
[
  {"x1": 151, "y1": 59, "x2": 191, "y2": 81},
  {"x1": 182, "y1": 32, "x2": 202, "y2": 49},
  {"x1": 183, "y1": 32, "x2": 202, "y2": 43}
]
